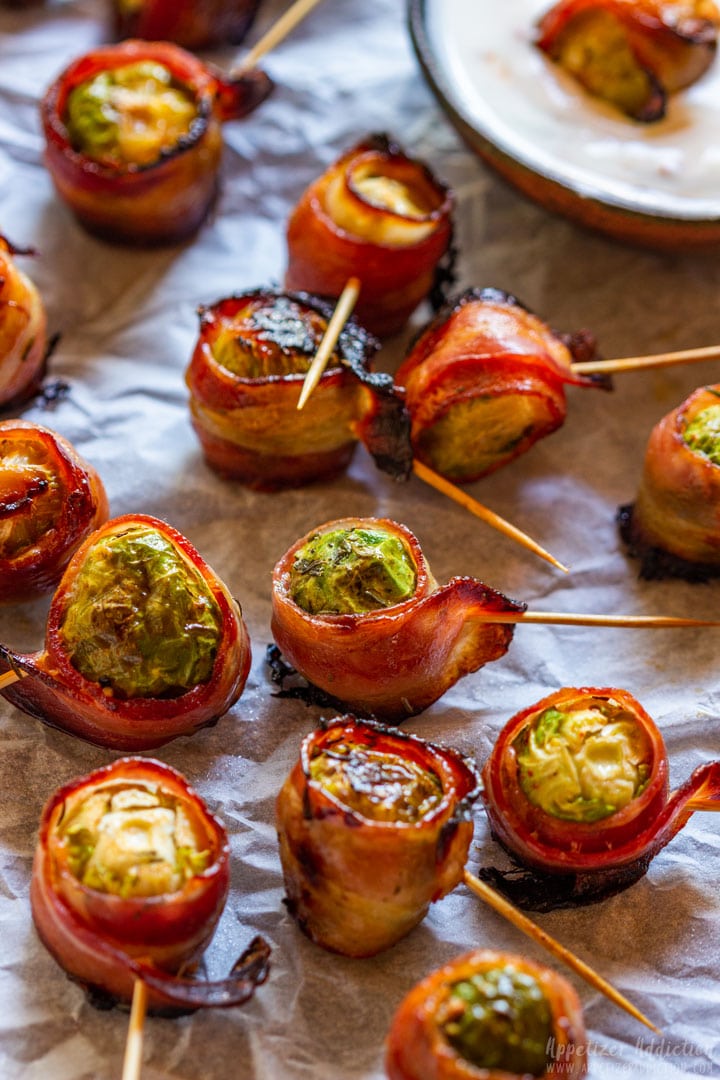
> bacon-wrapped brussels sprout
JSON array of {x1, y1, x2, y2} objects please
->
[
  {"x1": 481, "y1": 687, "x2": 720, "y2": 907},
  {"x1": 285, "y1": 134, "x2": 455, "y2": 338},
  {"x1": 0, "y1": 514, "x2": 251, "y2": 749},
  {"x1": 276, "y1": 716, "x2": 481, "y2": 956},
  {"x1": 31, "y1": 756, "x2": 271, "y2": 1012},
  {"x1": 271, "y1": 516, "x2": 523, "y2": 721},
  {"x1": 111, "y1": 0, "x2": 260, "y2": 52},
  {"x1": 619, "y1": 384, "x2": 720, "y2": 579},
  {"x1": 0, "y1": 236, "x2": 47, "y2": 408},
  {"x1": 41, "y1": 40, "x2": 272, "y2": 245},
  {"x1": 395, "y1": 288, "x2": 606, "y2": 484},
  {"x1": 0, "y1": 421, "x2": 108, "y2": 602},
  {"x1": 186, "y1": 289, "x2": 412, "y2": 491},
  {"x1": 536, "y1": 0, "x2": 719, "y2": 122},
  {"x1": 386, "y1": 949, "x2": 587, "y2": 1080}
]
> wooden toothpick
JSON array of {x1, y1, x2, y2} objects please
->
[
  {"x1": 297, "y1": 277, "x2": 361, "y2": 410},
  {"x1": 413, "y1": 460, "x2": 569, "y2": 573},
  {"x1": 573, "y1": 344, "x2": 720, "y2": 376},
  {"x1": 122, "y1": 978, "x2": 148, "y2": 1080},
  {"x1": 233, "y1": 0, "x2": 330, "y2": 75},
  {"x1": 471, "y1": 611, "x2": 720, "y2": 629},
  {"x1": 0, "y1": 669, "x2": 24, "y2": 691},
  {"x1": 463, "y1": 869, "x2": 661, "y2": 1034}
]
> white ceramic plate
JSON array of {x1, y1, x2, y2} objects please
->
[{"x1": 409, "y1": 0, "x2": 720, "y2": 245}]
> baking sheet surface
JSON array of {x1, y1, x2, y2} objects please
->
[{"x1": 0, "y1": 1, "x2": 719, "y2": 1078}]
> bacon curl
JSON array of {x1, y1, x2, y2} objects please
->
[
  {"x1": 112, "y1": 0, "x2": 260, "y2": 52},
  {"x1": 31, "y1": 756, "x2": 270, "y2": 1012},
  {"x1": 276, "y1": 716, "x2": 481, "y2": 957},
  {"x1": 536, "y1": 0, "x2": 719, "y2": 121},
  {"x1": 0, "y1": 236, "x2": 48, "y2": 407},
  {"x1": 0, "y1": 513, "x2": 251, "y2": 749},
  {"x1": 186, "y1": 289, "x2": 412, "y2": 491},
  {"x1": 41, "y1": 40, "x2": 272, "y2": 245},
  {"x1": 481, "y1": 686, "x2": 720, "y2": 904},
  {"x1": 271, "y1": 516, "x2": 524, "y2": 721},
  {"x1": 386, "y1": 949, "x2": 588, "y2": 1080},
  {"x1": 0, "y1": 420, "x2": 108, "y2": 601},
  {"x1": 285, "y1": 134, "x2": 455, "y2": 338},
  {"x1": 620, "y1": 384, "x2": 720, "y2": 579},
  {"x1": 396, "y1": 288, "x2": 607, "y2": 483}
]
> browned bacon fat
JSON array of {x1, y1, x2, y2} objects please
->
[
  {"x1": 41, "y1": 40, "x2": 272, "y2": 244},
  {"x1": 0, "y1": 514, "x2": 251, "y2": 749},
  {"x1": 536, "y1": 0, "x2": 719, "y2": 121},
  {"x1": 481, "y1": 686, "x2": 720, "y2": 905},
  {"x1": 185, "y1": 289, "x2": 412, "y2": 491},
  {"x1": 395, "y1": 288, "x2": 605, "y2": 483},
  {"x1": 276, "y1": 716, "x2": 481, "y2": 956},
  {"x1": 271, "y1": 516, "x2": 523, "y2": 721},
  {"x1": 285, "y1": 135, "x2": 454, "y2": 338},
  {"x1": 0, "y1": 421, "x2": 108, "y2": 602},
  {"x1": 386, "y1": 949, "x2": 588, "y2": 1080},
  {"x1": 31, "y1": 756, "x2": 270, "y2": 1012}
]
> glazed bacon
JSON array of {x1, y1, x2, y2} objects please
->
[
  {"x1": 186, "y1": 289, "x2": 412, "y2": 491},
  {"x1": 0, "y1": 420, "x2": 108, "y2": 602},
  {"x1": 386, "y1": 949, "x2": 587, "y2": 1080},
  {"x1": 536, "y1": 0, "x2": 720, "y2": 121},
  {"x1": 276, "y1": 716, "x2": 481, "y2": 957},
  {"x1": 0, "y1": 235, "x2": 47, "y2": 408},
  {"x1": 270, "y1": 516, "x2": 524, "y2": 722},
  {"x1": 395, "y1": 288, "x2": 606, "y2": 484},
  {"x1": 31, "y1": 756, "x2": 271, "y2": 1012},
  {"x1": 620, "y1": 384, "x2": 720, "y2": 579},
  {"x1": 112, "y1": 0, "x2": 260, "y2": 52},
  {"x1": 41, "y1": 40, "x2": 272, "y2": 245},
  {"x1": 0, "y1": 513, "x2": 251, "y2": 749},
  {"x1": 285, "y1": 134, "x2": 455, "y2": 338},
  {"x1": 481, "y1": 686, "x2": 720, "y2": 905}
]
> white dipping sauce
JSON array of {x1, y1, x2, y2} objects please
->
[{"x1": 425, "y1": 0, "x2": 720, "y2": 218}]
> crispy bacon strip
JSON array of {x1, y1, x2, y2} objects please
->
[
  {"x1": 536, "y1": 0, "x2": 719, "y2": 121},
  {"x1": 285, "y1": 134, "x2": 455, "y2": 338},
  {"x1": 395, "y1": 288, "x2": 607, "y2": 484},
  {"x1": 41, "y1": 40, "x2": 272, "y2": 245},
  {"x1": 0, "y1": 235, "x2": 47, "y2": 407},
  {"x1": 481, "y1": 687, "x2": 720, "y2": 904},
  {"x1": 277, "y1": 716, "x2": 481, "y2": 957},
  {"x1": 31, "y1": 757, "x2": 270, "y2": 1012},
  {"x1": 112, "y1": 0, "x2": 260, "y2": 51},
  {"x1": 620, "y1": 384, "x2": 720, "y2": 579},
  {"x1": 186, "y1": 289, "x2": 412, "y2": 491},
  {"x1": 0, "y1": 420, "x2": 108, "y2": 601},
  {"x1": 271, "y1": 516, "x2": 524, "y2": 721},
  {"x1": 386, "y1": 949, "x2": 587, "y2": 1080},
  {"x1": 0, "y1": 513, "x2": 251, "y2": 749}
]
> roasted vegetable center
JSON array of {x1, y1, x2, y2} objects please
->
[
  {"x1": 64, "y1": 60, "x2": 197, "y2": 167},
  {"x1": 58, "y1": 781, "x2": 210, "y2": 898},
  {"x1": 309, "y1": 740, "x2": 443, "y2": 822},
  {"x1": 352, "y1": 173, "x2": 430, "y2": 219},
  {"x1": 549, "y1": 11, "x2": 656, "y2": 119},
  {"x1": 288, "y1": 525, "x2": 417, "y2": 615},
  {"x1": 438, "y1": 965, "x2": 552, "y2": 1076},
  {"x1": 416, "y1": 395, "x2": 543, "y2": 480},
  {"x1": 514, "y1": 698, "x2": 651, "y2": 822},
  {"x1": 0, "y1": 442, "x2": 62, "y2": 558},
  {"x1": 59, "y1": 524, "x2": 222, "y2": 698},
  {"x1": 210, "y1": 297, "x2": 336, "y2": 379},
  {"x1": 683, "y1": 403, "x2": 720, "y2": 466}
]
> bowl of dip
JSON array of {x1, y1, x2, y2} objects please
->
[{"x1": 408, "y1": 0, "x2": 720, "y2": 249}]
